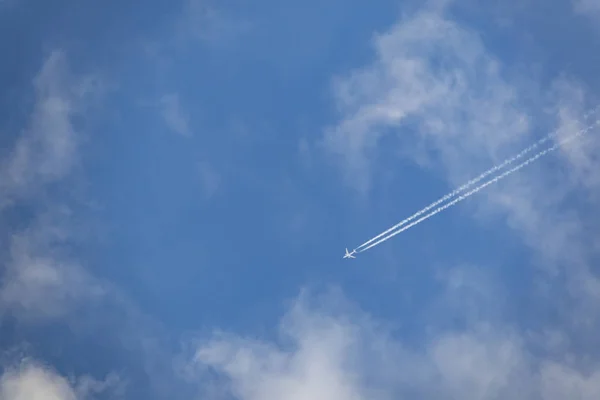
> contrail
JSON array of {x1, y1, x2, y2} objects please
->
[
  {"x1": 353, "y1": 106, "x2": 600, "y2": 252},
  {"x1": 356, "y1": 119, "x2": 599, "y2": 253}
]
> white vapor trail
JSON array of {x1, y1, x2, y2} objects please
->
[
  {"x1": 356, "y1": 119, "x2": 600, "y2": 253},
  {"x1": 354, "y1": 105, "x2": 600, "y2": 252}
]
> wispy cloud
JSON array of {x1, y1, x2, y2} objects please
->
[
  {"x1": 573, "y1": 0, "x2": 600, "y2": 18},
  {"x1": 322, "y1": 6, "x2": 530, "y2": 193},
  {"x1": 0, "y1": 210, "x2": 106, "y2": 321},
  {"x1": 0, "y1": 51, "x2": 106, "y2": 320},
  {"x1": 160, "y1": 93, "x2": 192, "y2": 137},
  {"x1": 0, "y1": 50, "x2": 100, "y2": 208},
  {"x1": 0, "y1": 51, "x2": 126, "y2": 395},
  {"x1": 180, "y1": 0, "x2": 252, "y2": 46},
  {"x1": 0, "y1": 49, "x2": 197, "y2": 400}
]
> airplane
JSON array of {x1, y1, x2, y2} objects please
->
[{"x1": 343, "y1": 248, "x2": 357, "y2": 259}]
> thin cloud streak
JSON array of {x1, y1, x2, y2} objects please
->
[
  {"x1": 353, "y1": 105, "x2": 600, "y2": 252},
  {"x1": 355, "y1": 119, "x2": 600, "y2": 253}
]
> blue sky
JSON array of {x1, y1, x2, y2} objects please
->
[{"x1": 1, "y1": 0, "x2": 600, "y2": 399}]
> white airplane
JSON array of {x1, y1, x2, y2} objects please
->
[{"x1": 343, "y1": 248, "x2": 357, "y2": 259}]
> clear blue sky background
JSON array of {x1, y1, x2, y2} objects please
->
[{"x1": 1, "y1": 0, "x2": 600, "y2": 399}]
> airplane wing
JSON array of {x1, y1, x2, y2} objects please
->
[{"x1": 343, "y1": 248, "x2": 357, "y2": 259}]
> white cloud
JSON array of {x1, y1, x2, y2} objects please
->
[
  {"x1": 429, "y1": 329, "x2": 531, "y2": 400},
  {"x1": 160, "y1": 93, "x2": 192, "y2": 136},
  {"x1": 190, "y1": 289, "x2": 600, "y2": 400},
  {"x1": 0, "y1": 362, "x2": 77, "y2": 400},
  {"x1": 192, "y1": 291, "x2": 406, "y2": 400},
  {"x1": 0, "y1": 360, "x2": 123, "y2": 400}
]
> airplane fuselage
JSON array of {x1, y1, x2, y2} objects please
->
[{"x1": 343, "y1": 248, "x2": 357, "y2": 259}]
